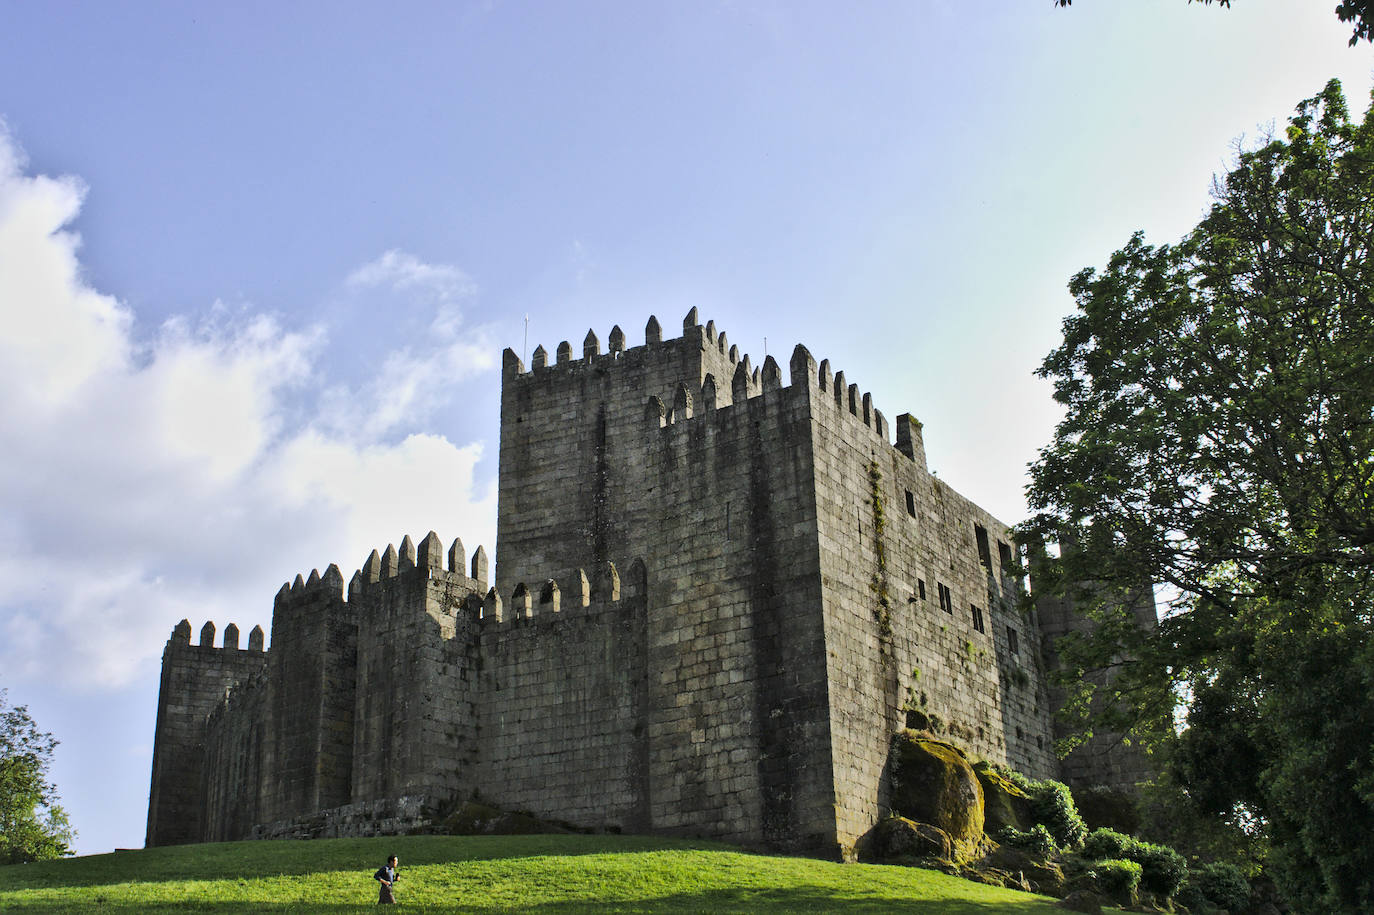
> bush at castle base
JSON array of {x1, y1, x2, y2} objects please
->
[
  {"x1": 1006, "y1": 770, "x2": 1087, "y2": 850},
  {"x1": 1086, "y1": 858, "x2": 1141, "y2": 907},
  {"x1": 889, "y1": 731, "x2": 984, "y2": 861},
  {"x1": 998, "y1": 822, "x2": 1057, "y2": 858},
  {"x1": 1081, "y1": 827, "x2": 1186, "y2": 898},
  {"x1": 1175, "y1": 861, "x2": 1251, "y2": 914}
]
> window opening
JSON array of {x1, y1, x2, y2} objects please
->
[{"x1": 974, "y1": 524, "x2": 992, "y2": 570}]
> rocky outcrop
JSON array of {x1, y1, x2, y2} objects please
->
[
  {"x1": 889, "y1": 731, "x2": 985, "y2": 860},
  {"x1": 977, "y1": 843, "x2": 1067, "y2": 897},
  {"x1": 973, "y1": 759, "x2": 1032, "y2": 836},
  {"x1": 868, "y1": 816, "x2": 955, "y2": 865}
]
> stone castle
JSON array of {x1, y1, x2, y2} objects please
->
[{"x1": 145, "y1": 310, "x2": 1145, "y2": 857}]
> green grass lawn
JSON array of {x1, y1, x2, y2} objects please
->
[{"x1": 0, "y1": 833, "x2": 1100, "y2": 913}]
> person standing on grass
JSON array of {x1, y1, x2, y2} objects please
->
[{"x1": 374, "y1": 854, "x2": 400, "y2": 904}]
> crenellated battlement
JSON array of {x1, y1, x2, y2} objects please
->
[
  {"x1": 632, "y1": 337, "x2": 930, "y2": 470},
  {"x1": 479, "y1": 558, "x2": 645, "y2": 627},
  {"x1": 268, "y1": 531, "x2": 491, "y2": 613},
  {"x1": 503, "y1": 308, "x2": 768, "y2": 399},
  {"x1": 166, "y1": 618, "x2": 266, "y2": 652}
]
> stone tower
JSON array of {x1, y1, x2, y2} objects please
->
[{"x1": 493, "y1": 309, "x2": 1057, "y2": 849}]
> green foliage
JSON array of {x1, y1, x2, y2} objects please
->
[
  {"x1": 1081, "y1": 828, "x2": 1131, "y2": 861},
  {"x1": 0, "y1": 833, "x2": 1078, "y2": 913},
  {"x1": 1336, "y1": 1, "x2": 1374, "y2": 44},
  {"x1": 1053, "y1": 1, "x2": 1374, "y2": 47},
  {"x1": 1006, "y1": 771, "x2": 1087, "y2": 850},
  {"x1": 1134, "y1": 769, "x2": 1268, "y2": 875},
  {"x1": 867, "y1": 461, "x2": 892, "y2": 642},
  {"x1": 1021, "y1": 79, "x2": 1374, "y2": 913},
  {"x1": 998, "y1": 823, "x2": 1057, "y2": 858},
  {"x1": 1090, "y1": 858, "x2": 1142, "y2": 905},
  {"x1": 1080, "y1": 829, "x2": 1186, "y2": 898},
  {"x1": 1257, "y1": 624, "x2": 1374, "y2": 913},
  {"x1": 0, "y1": 689, "x2": 74, "y2": 864},
  {"x1": 1177, "y1": 861, "x2": 1252, "y2": 914}
]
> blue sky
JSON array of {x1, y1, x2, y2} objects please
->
[{"x1": 0, "y1": 2, "x2": 1369, "y2": 855}]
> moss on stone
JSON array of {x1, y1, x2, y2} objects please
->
[
  {"x1": 972, "y1": 760, "x2": 1032, "y2": 836},
  {"x1": 889, "y1": 731, "x2": 984, "y2": 861}
]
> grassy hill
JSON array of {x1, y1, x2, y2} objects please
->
[{"x1": 0, "y1": 833, "x2": 1104, "y2": 913}]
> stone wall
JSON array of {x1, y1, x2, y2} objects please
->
[
  {"x1": 349, "y1": 536, "x2": 485, "y2": 808},
  {"x1": 202, "y1": 670, "x2": 269, "y2": 842},
  {"x1": 476, "y1": 562, "x2": 650, "y2": 831},
  {"x1": 252, "y1": 795, "x2": 437, "y2": 841},
  {"x1": 496, "y1": 314, "x2": 836, "y2": 851},
  {"x1": 145, "y1": 619, "x2": 265, "y2": 847},
  {"x1": 263, "y1": 565, "x2": 357, "y2": 823},
  {"x1": 795, "y1": 338, "x2": 1060, "y2": 848},
  {"x1": 635, "y1": 359, "x2": 834, "y2": 851}
]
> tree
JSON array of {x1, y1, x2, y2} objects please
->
[
  {"x1": 1021, "y1": 79, "x2": 1374, "y2": 913},
  {"x1": 1053, "y1": 1, "x2": 1374, "y2": 47},
  {"x1": 0, "y1": 690, "x2": 75, "y2": 863}
]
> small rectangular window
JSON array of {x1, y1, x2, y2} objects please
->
[
  {"x1": 974, "y1": 524, "x2": 992, "y2": 570},
  {"x1": 917, "y1": 579, "x2": 926, "y2": 601},
  {"x1": 938, "y1": 583, "x2": 953, "y2": 614},
  {"x1": 1007, "y1": 625, "x2": 1019, "y2": 655},
  {"x1": 971, "y1": 604, "x2": 985, "y2": 633},
  {"x1": 998, "y1": 540, "x2": 1013, "y2": 574},
  {"x1": 905, "y1": 490, "x2": 916, "y2": 517}
]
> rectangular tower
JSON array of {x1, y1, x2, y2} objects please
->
[
  {"x1": 496, "y1": 310, "x2": 838, "y2": 851},
  {"x1": 496, "y1": 310, "x2": 1059, "y2": 854},
  {"x1": 145, "y1": 619, "x2": 266, "y2": 847}
]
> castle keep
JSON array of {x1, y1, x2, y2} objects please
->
[{"x1": 147, "y1": 310, "x2": 1099, "y2": 856}]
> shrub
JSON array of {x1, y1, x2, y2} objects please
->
[
  {"x1": 998, "y1": 823, "x2": 1057, "y2": 858},
  {"x1": 1031, "y1": 780, "x2": 1088, "y2": 850},
  {"x1": 1080, "y1": 827, "x2": 1186, "y2": 898},
  {"x1": 1176, "y1": 861, "x2": 1251, "y2": 913},
  {"x1": 1092, "y1": 858, "x2": 1142, "y2": 905},
  {"x1": 1082, "y1": 827, "x2": 1132, "y2": 860},
  {"x1": 1007, "y1": 771, "x2": 1088, "y2": 850},
  {"x1": 1132, "y1": 841, "x2": 1187, "y2": 898}
]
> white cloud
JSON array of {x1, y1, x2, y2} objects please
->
[
  {"x1": 0, "y1": 126, "x2": 130, "y2": 405},
  {"x1": 0, "y1": 131, "x2": 497, "y2": 689},
  {"x1": 269, "y1": 431, "x2": 497, "y2": 569},
  {"x1": 346, "y1": 248, "x2": 477, "y2": 303},
  {"x1": 321, "y1": 249, "x2": 496, "y2": 439}
]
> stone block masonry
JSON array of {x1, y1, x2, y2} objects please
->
[
  {"x1": 146, "y1": 619, "x2": 266, "y2": 847},
  {"x1": 147, "y1": 309, "x2": 1132, "y2": 857}
]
